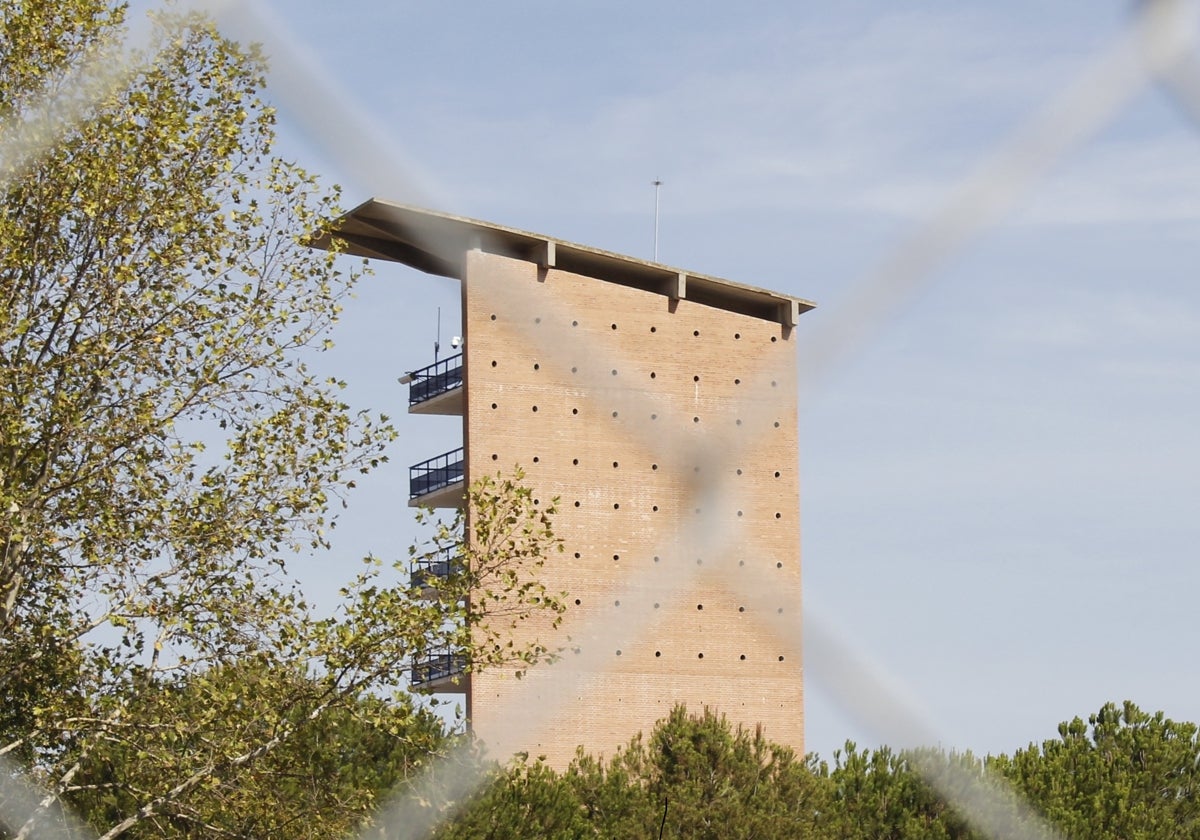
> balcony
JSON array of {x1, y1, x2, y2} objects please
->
[
  {"x1": 409, "y1": 447, "x2": 464, "y2": 508},
  {"x1": 405, "y1": 353, "x2": 463, "y2": 415},
  {"x1": 411, "y1": 547, "x2": 463, "y2": 594},
  {"x1": 411, "y1": 648, "x2": 467, "y2": 693}
]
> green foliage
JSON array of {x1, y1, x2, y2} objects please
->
[
  {"x1": 410, "y1": 468, "x2": 568, "y2": 679},
  {"x1": 992, "y1": 700, "x2": 1200, "y2": 839},
  {"x1": 440, "y1": 701, "x2": 1200, "y2": 840},
  {"x1": 0, "y1": 3, "x2": 567, "y2": 837},
  {"x1": 440, "y1": 705, "x2": 833, "y2": 839},
  {"x1": 65, "y1": 665, "x2": 449, "y2": 839},
  {"x1": 827, "y1": 743, "x2": 987, "y2": 840}
]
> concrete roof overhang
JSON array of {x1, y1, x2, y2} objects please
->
[{"x1": 309, "y1": 199, "x2": 816, "y2": 326}]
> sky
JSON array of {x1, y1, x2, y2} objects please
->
[{"x1": 194, "y1": 1, "x2": 1200, "y2": 761}]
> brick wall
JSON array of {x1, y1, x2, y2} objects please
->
[{"x1": 461, "y1": 249, "x2": 802, "y2": 767}]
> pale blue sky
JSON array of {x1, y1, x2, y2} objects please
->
[{"x1": 207, "y1": 1, "x2": 1200, "y2": 760}]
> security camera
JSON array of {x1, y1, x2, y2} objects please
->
[{"x1": 450, "y1": 336, "x2": 462, "y2": 348}]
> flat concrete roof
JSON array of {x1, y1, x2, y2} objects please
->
[{"x1": 310, "y1": 199, "x2": 816, "y2": 326}]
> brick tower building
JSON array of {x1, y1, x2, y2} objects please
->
[{"x1": 315, "y1": 201, "x2": 813, "y2": 767}]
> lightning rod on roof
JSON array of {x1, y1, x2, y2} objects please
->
[{"x1": 652, "y1": 179, "x2": 663, "y2": 262}]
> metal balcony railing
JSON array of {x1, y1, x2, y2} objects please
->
[
  {"x1": 411, "y1": 648, "x2": 467, "y2": 688},
  {"x1": 409, "y1": 447, "x2": 464, "y2": 500},
  {"x1": 411, "y1": 547, "x2": 463, "y2": 590},
  {"x1": 406, "y1": 353, "x2": 463, "y2": 407}
]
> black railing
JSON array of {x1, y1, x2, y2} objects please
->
[
  {"x1": 409, "y1": 447, "x2": 464, "y2": 500},
  {"x1": 411, "y1": 547, "x2": 463, "y2": 589},
  {"x1": 411, "y1": 648, "x2": 467, "y2": 687},
  {"x1": 407, "y1": 353, "x2": 463, "y2": 406}
]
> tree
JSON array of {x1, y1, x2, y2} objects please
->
[
  {"x1": 440, "y1": 705, "x2": 834, "y2": 839},
  {"x1": 0, "y1": 3, "x2": 564, "y2": 836},
  {"x1": 992, "y1": 700, "x2": 1200, "y2": 839},
  {"x1": 63, "y1": 665, "x2": 451, "y2": 839}
]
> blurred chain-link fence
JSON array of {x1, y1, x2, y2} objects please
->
[{"x1": 4, "y1": 0, "x2": 1199, "y2": 837}]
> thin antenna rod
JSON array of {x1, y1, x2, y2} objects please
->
[
  {"x1": 652, "y1": 179, "x2": 663, "y2": 261},
  {"x1": 434, "y1": 305, "x2": 441, "y2": 362}
]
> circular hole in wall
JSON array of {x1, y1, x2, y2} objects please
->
[
  {"x1": 655, "y1": 651, "x2": 662, "y2": 657},
  {"x1": 774, "y1": 471, "x2": 781, "y2": 478},
  {"x1": 654, "y1": 602, "x2": 660, "y2": 609},
  {"x1": 491, "y1": 360, "x2": 497, "y2": 367},
  {"x1": 650, "y1": 372, "x2": 656, "y2": 379},
  {"x1": 614, "y1": 600, "x2": 620, "y2": 606},
  {"x1": 776, "y1": 562, "x2": 783, "y2": 568},
  {"x1": 572, "y1": 458, "x2": 579, "y2": 465},
  {"x1": 574, "y1": 599, "x2": 581, "y2": 605},
  {"x1": 736, "y1": 468, "x2": 743, "y2": 475},
  {"x1": 491, "y1": 454, "x2": 498, "y2": 461},
  {"x1": 490, "y1": 314, "x2": 496, "y2": 321},
  {"x1": 771, "y1": 336, "x2": 778, "y2": 342},
  {"x1": 651, "y1": 413, "x2": 657, "y2": 420},
  {"x1": 693, "y1": 375, "x2": 700, "y2": 382},
  {"x1": 532, "y1": 406, "x2": 538, "y2": 412},
  {"x1": 693, "y1": 330, "x2": 700, "y2": 337},
  {"x1": 533, "y1": 363, "x2": 540, "y2": 370},
  {"x1": 737, "y1": 510, "x2": 743, "y2": 517},
  {"x1": 774, "y1": 421, "x2": 780, "y2": 428},
  {"x1": 652, "y1": 505, "x2": 659, "y2": 512},
  {"x1": 532, "y1": 456, "x2": 540, "y2": 463},
  {"x1": 612, "y1": 411, "x2": 619, "y2": 418},
  {"x1": 574, "y1": 501, "x2": 581, "y2": 508},
  {"x1": 613, "y1": 554, "x2": 620, "y2": 561},
  {"x1": 734, "y1": 333, "x2": 741, "y2": 339},
  {"x1": 612, "y1": 461, "x2": 619, "y2": 468},
  {"x1": 734, "y1": 378, "x2": 741, "y2": 385},
  {"x1": 693, "y1": 416, "x2": 700, "y2": 424},
  {"x1": 652, "y1": 464, "x2": 658, "y2": 471},
  {"x1": 571, "y1": 320, "x2": 578, "y2": 327},
  {"x1": 613, "y1": 503, "x2": 620, "y2": 510},
  {"x1": 611, "y1": 323, "x2": 618, "y2": 330},
  {"x1": 491, "y1": 402, "x2": 498, "y2": 409},
  {"x1": 698, "y1": 652, "x2": 704, "y2": 659},
  {"x1": 738, "y1": 606, "x2": 745, "y2": 613},
  {"x1": 653, "y1": 556, "x2": 660, "y2": 563},
  {"x1": 775, "y1": 512, "x2": 782, "y2": 519},
  {"x1": 696, "y1": 604, "x2": 703, "y2": 610},
  {"x1": 650, "y1": 326, "x2": 657, "y2": 333},
  {"x1": 573, "y1": 552, "x2": 581, "y2": 559},
  {"x1": 611, "y1": 369, "x2": 618, "y2": 376},
  {"x1": 535, "y1": 317, "x2": 541, "y2": 324},
  {"x1": 778, "y1": 655, "x2": 785, "y2": 661},
  {"x1": 572, "y1": 408, "x2": 579, "y2": 415},
  {"x1": 571, "y1": 366, "x2": 577, "y2": 373},
  {"x1": 740, "y1": 654, "x2": 747, "y2": 660},
  {"x1": 616, "y1": 650, "x2": 622, "y2": 656}
]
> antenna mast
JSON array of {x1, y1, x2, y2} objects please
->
[
  {"x1": 652, "y1": 179, "x2": 663, "y2": 261},
  {"x1": 434, "y1": 306, "x2": 441, "y2": 362}
]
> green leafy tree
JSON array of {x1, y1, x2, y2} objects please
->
[
  {"x1": 440, "y1": 705, "x2": 833, "y2": 839},
  {"x1": 0, "y1": 3, "x2": 566, "y2": 837},
  {"x1": 828, "y1": 742, "x2": 997, "y2": 840},
  {"x1": 64, "y1": 665, "x2": 450, "y2": 839},
  {"x1": 992, "y1": 700, "x2": 1200, "y2": 839}
]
